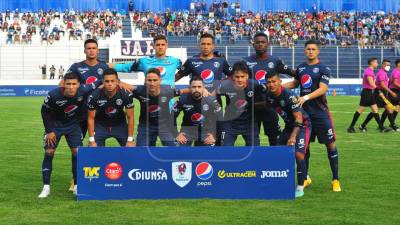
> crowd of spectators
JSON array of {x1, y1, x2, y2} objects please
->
[
  {"x1": 1, "y1": 9, "x2": 125, "y2": 45},
  {"x1": 131, "y1": 1, "x2": 400, "y2": 48},
  {"x1": 1, "y1": 1, "x2": 399, "y2": 48}
]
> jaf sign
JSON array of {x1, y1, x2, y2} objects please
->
[
  {"x1": 120, "y1": 39, "x2": 154, "y2": 56},
  {"x1": 77, "y1": 146, "x2": 295, "y2": 200}
]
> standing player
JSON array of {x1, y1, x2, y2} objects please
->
[
  {"x1": 266, "y1": 72, "x2": 311, "y2": 198},
  {"x1": 39, "y1": 72, "x2": 100, "y2": 198},
  {"x1": 243, "y1": 32, "x2": 296, "y2": 146},
  {"x1": 175, "y1": 33, "x2": 232, "y2": 145},
  {"x1": 217, "y1": 61, "x2": 263, "y2": 146},
  {"x1": 383, "y1": 59, "x2": 400, "y2": 127},
  {"x1": 131, "y1": 68, "x2": 183, "y2": 146},
  {"x1": 347, "y1": 58, "x2": 390, "y2": 132},
  {"x1": 87, "y1": 69, "x2": 135, "y2": 147},
  {"x1": 284, "y1": 40, "x2": 341, "y2": 192},
  {"x1": 66, "y1": 38, "x2": 109, "y2": 192},
  {"x1": 174, "y1": 77, "x2": 222, "y2": 146},
  {"x1": 109, "y1": 35, "x2": 182, "y2": 86},
  {"x1": 368, "y1": 59, "x2": 399, "y2": 131},
  {"x1": 68, "y1": 39, "x2": 109, "y2": 85}
]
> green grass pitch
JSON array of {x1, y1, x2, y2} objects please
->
[{"x1": 0, "y1": 96, "x2": 399, "y2": 225}]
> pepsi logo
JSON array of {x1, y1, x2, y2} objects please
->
[
  {"x1": 195, "y1": 162, "x2": 213, "y2": 180},
  {"x1": 301, "y1": 74, "x2": 312, "y2": 88},
  {"x1": 148, "y1": 104, "x2": 160, "y2": 116},
  {"x1": 200, "y1": 69, "x2": 214, "y2": 84},
  {"x1": 156, "y1": 66, "x2": 166, "y2": 77},
  {"x1": 86, "y1": 76, "x2": 98, "y2": 84},
  {"x1": 191, "y1": 113, "x2": 204, "y2": 124},
  {"x1": 64, "y1": 105, "x2": 78, "y2": 114},
  {"x1": 255, "y1": 70, "x2": 266, "y2": 84},
  {"x1": 235, "y1": 99, "x2": 248, "y2": 110},
  {"x1": 105, "y1": 107, "x2": 117, "y2": 115}
]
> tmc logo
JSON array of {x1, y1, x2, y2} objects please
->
[{"x1": 83, "y1": 167, "x2": 100, "y2": 181}]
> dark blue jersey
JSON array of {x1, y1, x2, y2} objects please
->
[
  {"x1": 131, "y1": 85, "x2": 180, "y2": 127},
  {"x1": 295, "y1": 61, "x2": 331, "y2": 114},
  {"x1": 266, "y1": 88, "x2": 310, "y2": 131},
  {"x1": 41, "y1": 82, "x2": 100, "y2": 133},
  {"x1": 217, "y1": 79, "x2": 263, "y2": 122},
  {"x1": 87, "y1": 88, "x2": 134, "y2": 127},
  {"x1": 174, "y1": 94, "x2": 222, "y2": 136},
  {"x1": 178, "y1": 56, "x2": 232, "y2": 92},
  {"x1": 243, "y1": 54, "x2": 293, "y2": 84},
  {"x1": 67, "y1": 60, "x2": 109, "y2": 85}
]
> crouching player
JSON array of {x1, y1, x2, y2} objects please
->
[
  {"x1": 87, "y1": 68, "x2": 135, "y2": 147},
  {"x1": 266, "y1": 72, "x2": 311, "y2": 198},
  {"x1": 39, "y1": 72, "x2": 100, "y2": 198},
  {"x1": 174, "y1": 77, "x2": 222, "y2": 146}
]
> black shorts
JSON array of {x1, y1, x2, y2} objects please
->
[
  {"x1": 359, "y1": 89, "x2": 376, "y2": 107},
  {"x1": 388, "y1": 89, "x2": 400, "y2": 105},
  {"x1": 374, "y1": 90, "x2": 388, "y2": 108}
]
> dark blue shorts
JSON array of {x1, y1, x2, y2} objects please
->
[
  {"x1": 136, "y1": 124, "x2": 178, "y2": 147},
  {"x1": 278, "y1": 120, "x2": 312, "y2": 154},
  {"x1": 94, "y1": 123, "x2": 128, "y2": 146},
  {"x1": 222, "y1": 120, "x2": 260, "y2": 146},
  {"x1": 309, "y1": 111, "x2": 336, "y2": 144},
  {"x1": 43, "y1": 123, "x2": 83, "y2": 149}
]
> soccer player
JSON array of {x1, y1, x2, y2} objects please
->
[
  {"x1": 39, "y1": 72, "x2": 100, "y2": 198},
  {"x1": 284, "y1": 40, "x2": 341, "y2": 192},
  {"x1": 67, "y1": 39, "x2": 109, "y2": 85},
  {"x1": 383, "y1": 59, "x2": 400, "y2": 127},
  {"x1": 175, "y1": 33, "x2": 232, "y2": 145},
  {"x1": 66, "y1": 38, "x2": 109, "y2": 192},
  {"x1": 131, "y1": 68, "x2": 183, "y2": 146},
  {"x1": 370, "y1": 59, "x2": 399, "y2": 131},
  {"x1": 347, "y1": 57, "x2": 390, "y2": 132},
  {"x1": 266, "y1": 72, "x2": 311, "y2": 198},
  {"x1": 174, "y1": 77, "x2": 222, "y2": 146},
  {"x1": 243, "y1": 32, "x2": 296, "y2": 146},
  {"x1": 109, "y1": 35, "x2": 182, "y2": 86},
  {"x1": 87, "y1": 68, "x2": 135, "y2": 147},
  {"x1": 217, "y1": 61, "x2": 263, "y2": 146}
]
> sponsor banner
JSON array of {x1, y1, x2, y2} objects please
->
[
  {"x1": 0, "y1": 84, "x2": 363, "y2": 97},
  {"x1": 0, "y1": 85, "x2": 57, "y2": 96},
  {"x1": 77, "y1": 146, "x2": 295, "y2": 200},
  {"x1": 120, "y1": 39, "x2": 154, "y2": 56}
]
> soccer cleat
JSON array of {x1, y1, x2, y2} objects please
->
[
  {"x1": 295, "y1": 189, "x2": 304, "y2": 198},
  {"x1": 303, "y1": 176, "x2": 312, "y2": 188},
  {"x1": 347, "y1": 127, "x2": 356, "y2": 133},
  {"x1": 358, "y1": 125, "x2": 367, "y2": 132},
  {"x1": 68, "y1": 179, "x2": 74, "y2": 192},
  {"x1": 38, "y1": 185, "x2": 50, "y2": 198},
  {"x1": 380, "y1": 127, "x2": 392, "y2": 133},
  {"x1": 390, "y1": 125, "x2": 400, "y2": 132},
  {"x1": 73, "y1": 185, "x2": 77, "y2": 196},
  {"x1": 331, "y1": 179, "x2": 341, "y2": 192}
]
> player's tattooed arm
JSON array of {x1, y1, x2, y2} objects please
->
[
  {"x1": 298, "y1": 82, "x2": 328, "y2": 107},
  {"x1": 288, "y1": 111, "x2": 303, "y2": 146},
  {"x1": 119, "y1": 81, "x2": 135, "y2": 92},
  {"x1": 282, "y1": 79, "x2": 299, "y2": 89},
  {"x1": 87, "y1": 109, "x2": 97, "y2": 147},
  {"x1": 125, "y1": 107, "x2": 136, "y2": 147}
]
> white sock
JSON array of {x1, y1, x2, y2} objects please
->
[
  {"x1": 43, "y1": 184, "x2": 50, "y2": 189},
  {"x1": 297, "y1": 185, "x2": 304, "y2": 191}
]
